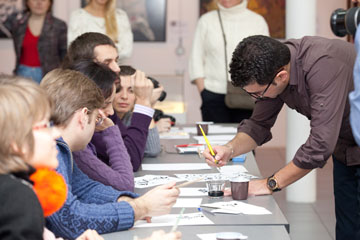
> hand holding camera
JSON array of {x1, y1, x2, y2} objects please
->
[
  {"x1": 148, "y1": 77, "x2": 167, "y2": 102},
  {"x1": 133, "y1": 70, "x2": 153, "y2": 107},
  {"x1": 151, "y1": 85, "x2": 165, "y2": 107},
  {"x1": 156, "y1": 118, "x2": 172, "y2": 133}
]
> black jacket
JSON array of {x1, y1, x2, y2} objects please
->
[
  {"x1": 0, "y1": 172, "x2": 44, "y2": 240},
  {"x1": 0, "y1": 11, "x2": 67, "y2": 75}
]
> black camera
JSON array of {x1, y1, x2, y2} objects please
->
[
  {"x1": 330, "y1": 7, "x2": 360, "y2": 37},
  {"x1": 148, "y1": 76, "x2": 167, "y2": 102},
  {"x1": 153, "y1": 109, "x2": 176, "y2": 126}
]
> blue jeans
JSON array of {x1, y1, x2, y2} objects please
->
[
  {"x1": 16, "y1": 64, "x2": 43, "y2": 84},
  {"x1": 333, "y1": 157, "x2": 360, "y2": 240}
]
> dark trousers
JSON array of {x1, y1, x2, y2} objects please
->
[
  {"x1": 200, "y1": 89, "x2": 252, "y2": 123},
  {"x1": 333, "y1": 157, "x2": 360, "y2": 240}
]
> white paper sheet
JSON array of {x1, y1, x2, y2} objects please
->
[
  {"x1": 197, "y1": 233, "x2": 217, "y2": 240},
  {"x1": 182, "y1": 125, "x2": 236, "y2": 135},
  {"x1": 193, "y1": 135, "x2": 235, "y2": 144},
  {"x1": 175, "y1": 173, "x2": 228, "y2": 182},
  {"x1": 142, "y1": 163, "x2": 211, "y2": 171},
  {"x1": 173, "y1": 198, "x2": 203, "y2": 208},
  {"x1": 179, "y1": 187, "x2": 208, "y2": 196},
  {"x1": 218, "y1": 166, "x2": 255, "y2": 180},
  {"x1": 135, "y1": 175, "x2": 183, "y2": 188},
  {"x1": 208, "y1": 125, "x2": 238, "y2": 134},
  {"x1": 160, "y1": 130, "x2": 190, "y2": 139},
  {"x1": 197, "y1": 233, "x2": 248, "y2": 240},
  {"x1": 133, "y1": 212, "x2": 214, "y2": 228},
  {"x1": 201, "y1": 201, "x2": 272, "y2": 215},
  {"x1": 200, "y1": 141, "x2": 229, "y2": 146},
  {"x1": 175, "y1": 172, "x2": 258, "y2": 182},
  {"x1": 219, "y1": 165, "x2": 248, "y2": 174},
  {"x1": 182, "y1": 127, "x2": 197, "y2": 134}
]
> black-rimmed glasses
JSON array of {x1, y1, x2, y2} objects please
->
[{"x1": 244, "y1": 68, "x2": 284, "y2": 100}]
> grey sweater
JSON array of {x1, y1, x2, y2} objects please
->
[{"x1": 122, "y1": 112, "x2": 162, "y2": 157}]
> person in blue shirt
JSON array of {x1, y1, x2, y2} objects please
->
[
  {"x1": 350, "y1": 0, "x2": 360, "y2": 146},
  {"x1": 40, "y1": 68, "x2": 180, "y2": 240}
]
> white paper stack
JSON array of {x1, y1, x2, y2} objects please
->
[
  {"x1": 160, "y1": 130, "x2": 190, "y2": 139},
  {"x1": 135, "y1": 175, "x2": 183, "y2": 188},
  {"x1": 141, "y1": 163, "x2": 211, "y2": 171},
  {"x1": 201, "y1": 201, "x2": 272, "y2": 215},
  {"x1": 133, "y1": 212, "x2": 214, "y2": 228}
]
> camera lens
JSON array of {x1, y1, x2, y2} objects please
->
[
  {"x1": 330, "y1": 7, "x2": 360, "y2": 37},
  {"x1": 158, "y1": 91, "x2": 167, "y2": 102},
  {"x1": 148, "y1": 77, "x2": 159, "y2": 88}
]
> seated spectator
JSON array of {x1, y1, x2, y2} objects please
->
[
  {"x1": 0, "y1": 75, "x2": 103, "y2": 240},
  {"x1": 69, "y1": 61, "x2": 134, "y2": 191},
  {"x1": 64, "y1": 32, "x2": 152, "y2": 171},
  {"x1": 41, "y1": 69, "x2": 179, "y2": 239},
  {"x1": 114, "y1": 65, "x2": 173, "y2": 157},
  {"x1": 0, "y1": 0, "x2": 67, "y2": 83}
]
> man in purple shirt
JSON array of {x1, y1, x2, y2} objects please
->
[{"x1": 203, "y1": 35, "x2": 359, "y2": 240}]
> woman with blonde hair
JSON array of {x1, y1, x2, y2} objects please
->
[{"x1": 68, "y1": 0, "x2": 133, "y2": 62}]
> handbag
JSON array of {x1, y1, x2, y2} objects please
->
[{"x1": 217, "y1": 10, "x2": 255, "y2": 110}]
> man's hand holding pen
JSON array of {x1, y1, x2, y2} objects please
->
[{"x1": 202, "y1": 145, "x2": 232, "y2": 167}]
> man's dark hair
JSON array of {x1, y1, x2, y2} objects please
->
[
  {"x1": 62, "y1": 32, "x2": 116, "y2": 69},
  {"x1": 68, "y1": 61, "x2": 118, "y2": 99},
  {"x1": 229, "y1": 35, "x2": 290, "y2": 88},
  {"x1": 119, "y1": 65, "x2": 136, "y2": 76}
]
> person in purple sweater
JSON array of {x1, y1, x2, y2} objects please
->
[
  {"x1": 41, "y1": 68, "x2": 180, "y2": 239},
  {"x1": 68, "y1": 61, "x2": 134, "y2": 191},
  {"x1": 65, "y1": 32, "x2": 153, "y2": 172}
]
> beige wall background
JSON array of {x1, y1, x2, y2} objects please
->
[{"x1": 0, "y1": 0, "x2": 348, "y2": 148}]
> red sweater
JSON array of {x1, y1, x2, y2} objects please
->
[{"x1": 19, "y1": 26, "x2": 41, "y2": 67}]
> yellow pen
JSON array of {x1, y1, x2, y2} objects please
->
[{"x1": 198, "y1": 125, "x2": 218, "y2": 164}]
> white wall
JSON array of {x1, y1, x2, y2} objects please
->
[
  {"x1": 125, "y1": 0, "x2": 201, "y2": 128},
  {"x1": 0, "y1": 0, "x2": 348, "y2": 148},
  {"x1": 316, "y1": 0, "x2": 347, "y2": 39}
]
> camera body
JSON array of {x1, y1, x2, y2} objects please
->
[
  {"x1": 153, "y1": 109, "x2": 176, "y2": 126},
  {"x1": 148, "y1": 76, "x2": 167, "y2": 102},
  {"x1": 331, "y1": 7, "x2": 360, "y2": 37}
]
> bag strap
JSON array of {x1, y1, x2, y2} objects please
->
[{"x1": 217, "y1": 9, "x2": 229, "y2": 82}]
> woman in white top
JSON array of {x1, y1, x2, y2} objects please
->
[
  {"x1": 189, "y1": 0, "x2": 269, "y2": 123},
  {"x1": 68, "y1": 0, "x2": 133, "y2": 62}
]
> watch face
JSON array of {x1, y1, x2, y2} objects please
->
[{"x1": 268, "y1": 179, "x2": 277, "y2": 189}]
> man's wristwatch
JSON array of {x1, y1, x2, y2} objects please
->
[{"x1": 267, "y1": 174, "x2": 281, "y2": 192}]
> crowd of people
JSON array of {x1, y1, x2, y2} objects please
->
[
  {"x1": 0, "y1": 0, "x2": 179, "y2": 239},
  {"x1": 1, "y1": 0, "x2": 360, "y2": 240}
]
